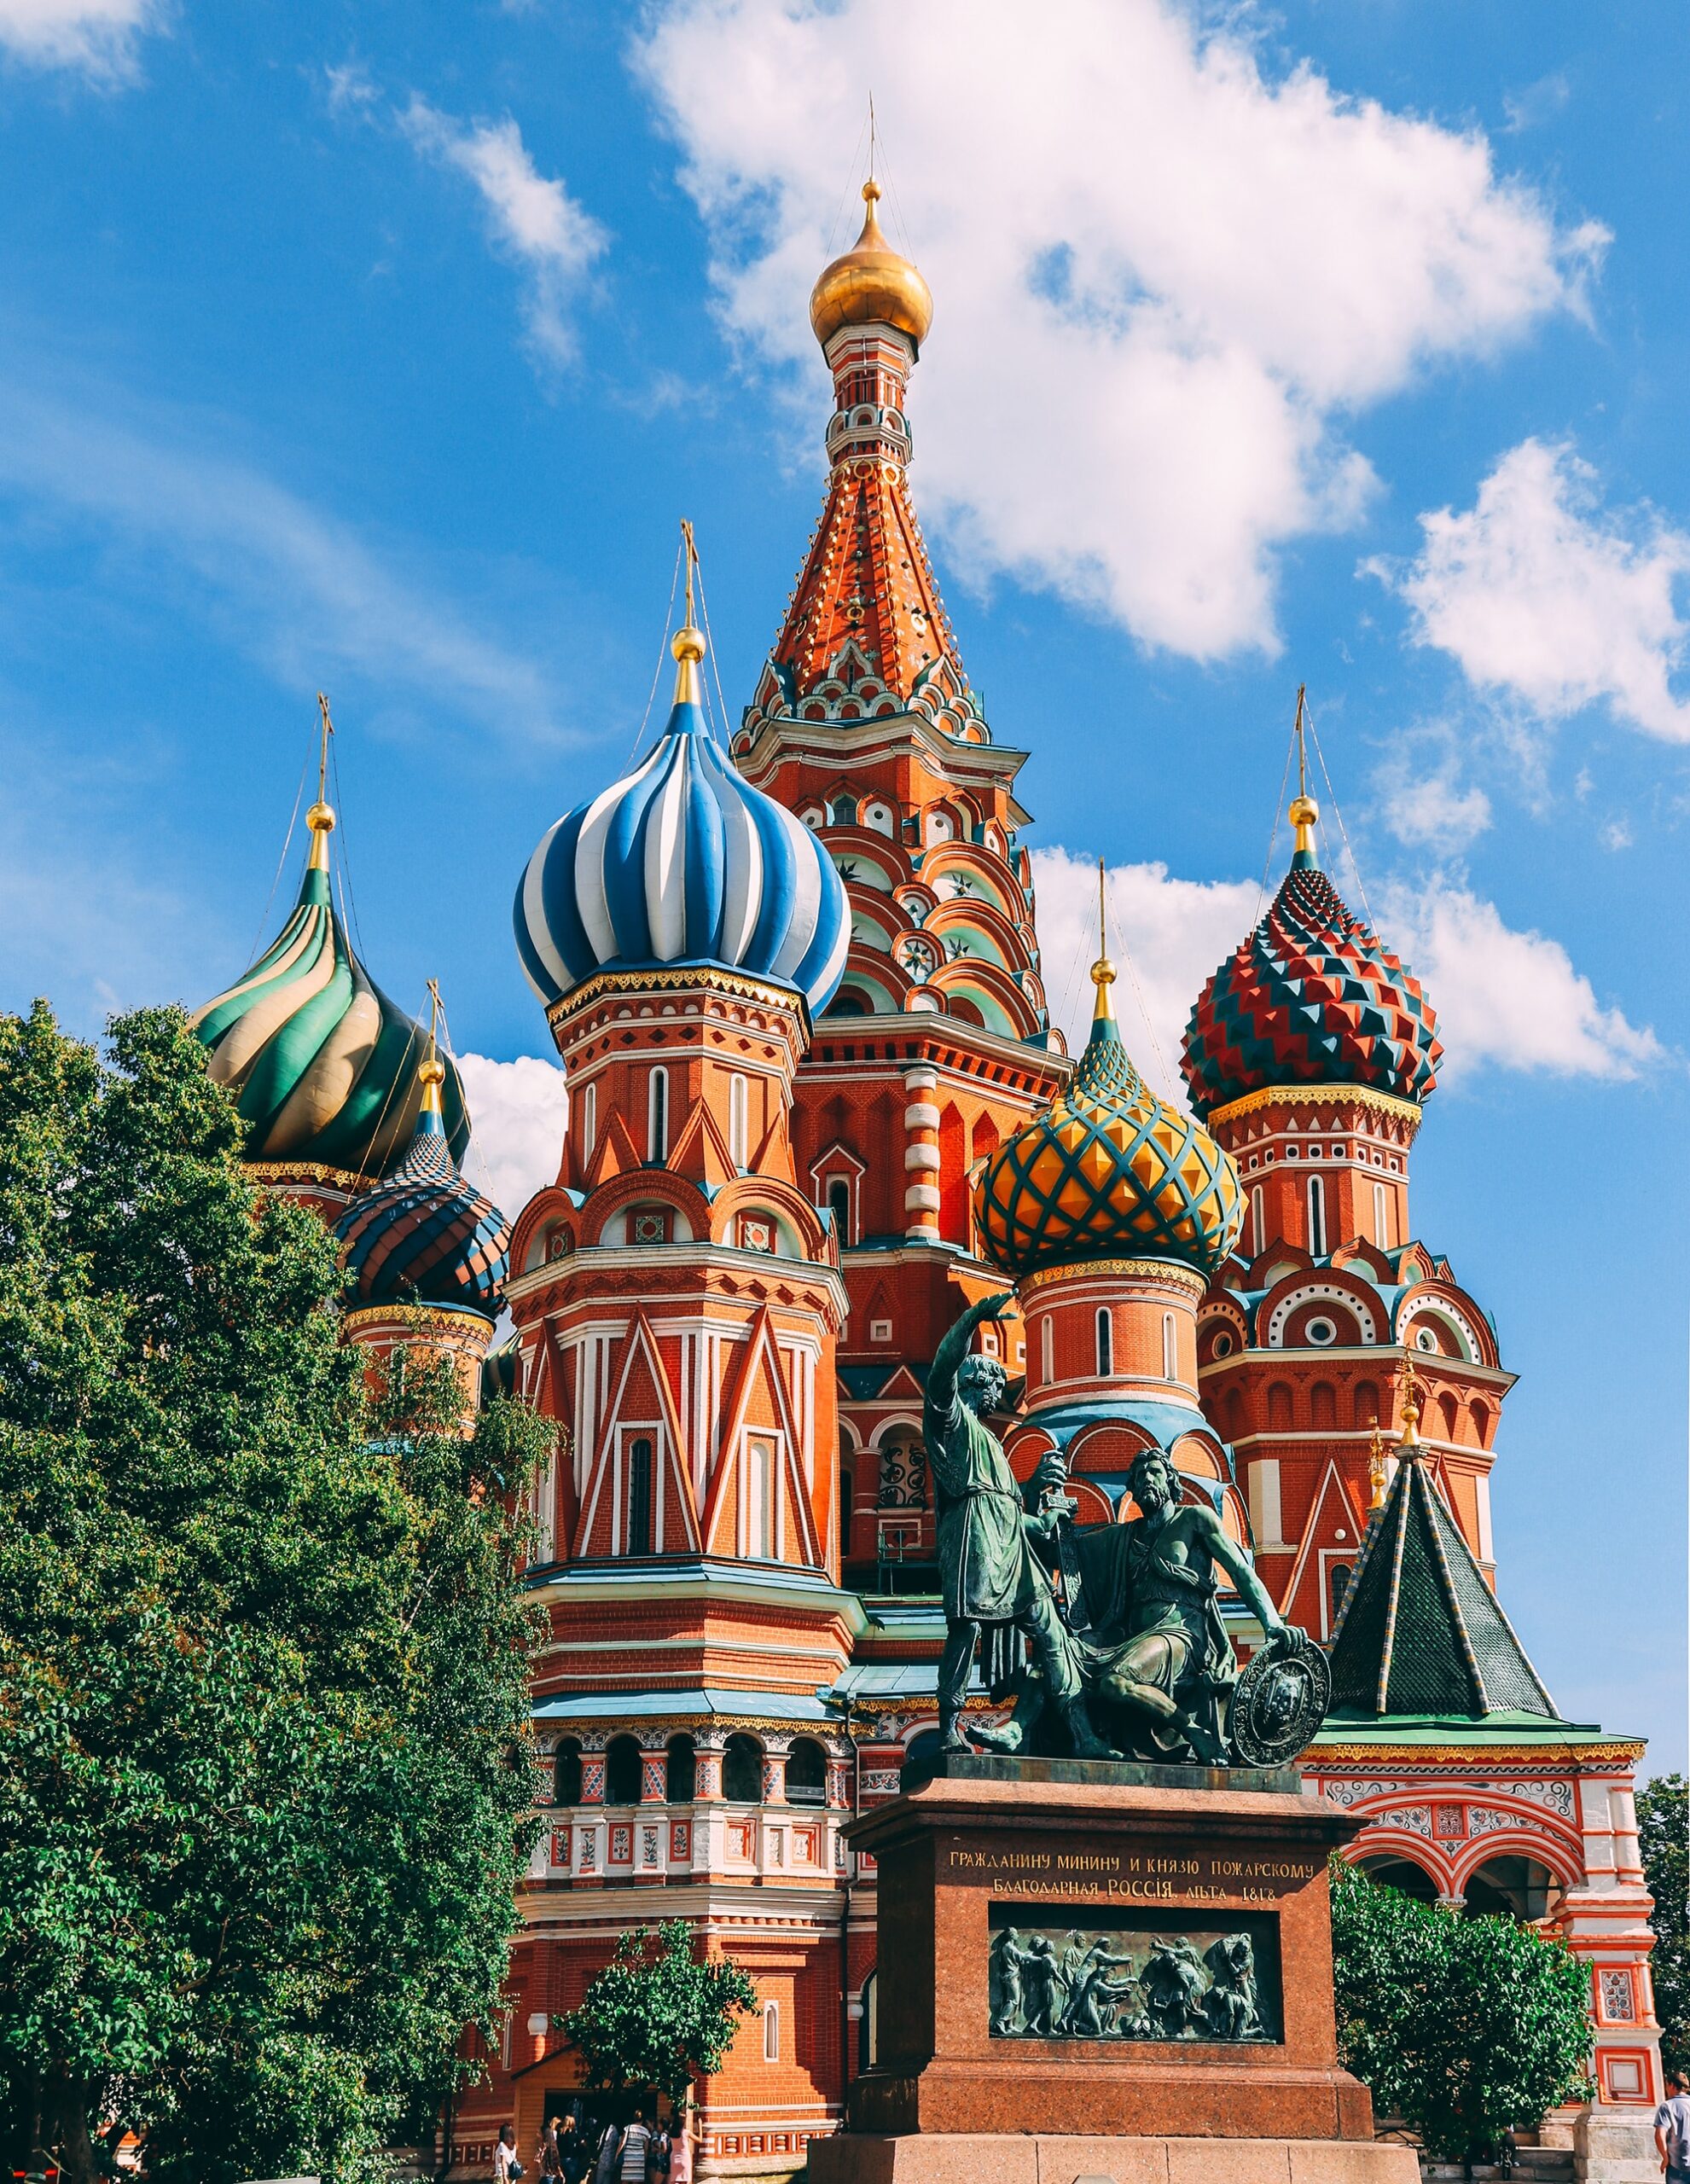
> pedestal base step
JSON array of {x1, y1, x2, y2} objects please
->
[{"x1": 809, "y1": 2133, "x2": 1420, "y2": 2184}]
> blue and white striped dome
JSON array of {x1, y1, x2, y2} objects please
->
[{"x1": 515, "y1": 622, "x2": 850, "y2": 1019}]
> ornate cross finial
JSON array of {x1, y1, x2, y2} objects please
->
[
  {"x1": 1090, "y1": 854, "x2": 1116, "y2": 1019},
  {"x1": 672, "y1": 519, "x2": 706, "y2": 706},
  {"x1": 426, "y1": 977, "x2": 443, "y2": 1056},
  {"x1": 1288, "y1": 684, "x2": 1319, "y2": 859},
  {"x1": 1368, "y1": 1423, "x2": 1388, "y2": 1509},
  {"x1": 306, "y1": 693, "x2": 337, "y2": 871},
  {"x1": 1397, "y1": 1356, "x2": 1423, "y2": 1450}
]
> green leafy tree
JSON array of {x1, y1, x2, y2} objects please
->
[
  {"x1": 559, "y1": 1921, "x2": 758, "y2": 2114},
  {"x1": 0, "y1": 1002, "x2": 551, "y2": 2184},
  {"x1": 1638, "y1": 1774, "x2": 1687, "y2": 2075},
  {"x1": 1330, "y1": 1857, "x2": 1591, "y2": 2169}
]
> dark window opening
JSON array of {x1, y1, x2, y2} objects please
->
[
  {"x1": 552, "y1": 1737, "x2": 583, "y2": 1806},
  {"x1": 665, "y1": 1732, "x2": 696, "y2": 1803},
  {"x1": 785, "y1": 1738, "x2": 827, "y2": 1806},
  {"x1": 723, "y1": 1733, "x2": 764, "y2": 1804},
  {"x1": 627, "y1": 1437, "x2": 653, "y2": 1556},
  {"x1": 604, "y1": 1733, "x2": 642, "y2": 1807}
]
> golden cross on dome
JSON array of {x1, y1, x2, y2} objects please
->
[
  {"x1": 1288, "y1": 683, "x2": 1319, "y2": 857},
  {"x1": 1091, "y1": 854, "x2": 1117, "y2": 1019},
  {"x1": 672, "y1": 518, "x2": 706, "y2": 706},
  {"x1": 1368, "y1": 1423, "x2": 1388, "y2": 1509},
  {"x1": 306, "y1": 693, "x2": 337, "y2": 871},
  {"x1": 419, "y1": 978, "x2": 446, "y2": 1113},
  {"x1": 1397, "y1": 1356, "x2": 1423, "y2": 1450}
]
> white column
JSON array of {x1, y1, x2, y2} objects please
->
[{"x1": 1247, "y1": 1457, "x2": 1283, "y2": 1549}]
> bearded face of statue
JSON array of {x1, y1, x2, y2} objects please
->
[
  {"x1": 958, "y1": 1355, "x2": 1008, "y2": 1420},
  {"x1": 1130, "y1": 1455, "x2": 1178, "y2": 1517}
]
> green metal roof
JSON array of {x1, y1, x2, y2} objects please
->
[{"x1": 1327, "y1": 1446, "x2": 1559, "y2": 1722}]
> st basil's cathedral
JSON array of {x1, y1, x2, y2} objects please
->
[{"x1": 193, "y1": 182, "x2": 1664, "y2": 2169}]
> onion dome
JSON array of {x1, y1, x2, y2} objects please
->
[
  {"x1": 334, "y1": 1048, "x2": 508, "y2": 1319},
  {"x1": 975, "y1": 952, "x2": 1243, "y2": 1281},
  {"x1": 194, "y1": 797, "x2": 468, "y2": 1179},
  {"x1": 1182, "y1": 793, "x2": 1443, "y2": 1120},
  {"x1": 515, "y1": 557, "x2": 850, "y2": 1020},
  {"x1": 810, "y1": 178, "x2": 934, "y2": 352}
]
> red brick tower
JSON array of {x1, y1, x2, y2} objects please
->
[
  {"x1": 1182, "y1": 744, "x2": 1513, "y2": 1641},
  {"x1": 732, "y1": 180, "x2": 1070, "y2": 1584}
]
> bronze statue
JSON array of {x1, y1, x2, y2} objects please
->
[
  {"x1": 925, "y1": 1293, "x2": 1108, "y2": 1757},
  {"x1": 925, "y1": 1295, "x2": 1327, "y2": 1769}
]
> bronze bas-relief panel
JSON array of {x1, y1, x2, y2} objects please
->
[{"x1": 987, "y1": 1903, "x2": 1283, "y2": 2045}]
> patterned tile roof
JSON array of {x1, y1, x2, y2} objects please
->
[
  {"x1": 334, "y1": 1084, "x2": 508, "y2": 1319},
  {"x1": 1182, "y1": 853, "x2": 1442, "y2": 1120}
]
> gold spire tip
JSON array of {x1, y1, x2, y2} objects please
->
[
  {"x1": 306, "y1": 692, "x2": 337, "y2": 868},
  {"x1": 671, "y1": 520, "x2": 706, "y2": 705},
  {"x1": 1089, "y1": 856, "x2": 1116, "y2": 1018}
]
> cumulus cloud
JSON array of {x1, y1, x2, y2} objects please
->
[
  {"x1": 457, "y1": 1052, "x2": 568, "y2": 1221},
  {"x1": 402, "y1": 100, "x2": 607, "y2": 366},
  {"x1": 1373, "y1": 730, "x2": 1493, "y2": 851},
  {"x1": 1373, "y1": 439, "x2": 1690, "y2": 741},
  {"x1": 0, "y1": 0, "x2": 161, "y2": 77},
  {"x1": 1379, "y1": 879, "x2": 1662, "y2": 1080},
  {"x1": 636, "y1": 0, "x2": 1604, "y2": 659},
  {"x1": 1033, "y1": 842, "x2": 1660, "y2": 1096}
]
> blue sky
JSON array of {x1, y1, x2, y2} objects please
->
[{"x1": 0, "y1": 1, "x2": 1683, "y2": 1768}]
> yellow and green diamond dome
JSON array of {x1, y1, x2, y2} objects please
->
[{"x1": 975, "y1": 958, "x2": 1242, "y2": 1281}]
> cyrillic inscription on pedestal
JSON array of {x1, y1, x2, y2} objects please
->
[{"x1": 988, "y1": 1905, "x2": 1281, "y2": 2042}]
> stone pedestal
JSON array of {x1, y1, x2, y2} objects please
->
[{"x1": 810, "y1": 1759, "x2": 1417, "y2": 2184}]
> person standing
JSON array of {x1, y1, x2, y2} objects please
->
[
  {"x1": 1656, "y1": 2068, "x2": 1690, "y2": 2182},
  {"x1": 592, "y1": 2118, "x2": 622, "y2": 2184},
  {"x1": 494, "y1": 2126, "x2": 523, "y2": 2184},
  {"x1": 667, "y1": 2115, "x2": 692, "y2": 2184},
  {"x1": 619, "y1": 2111, "x2": 653, "y2": 2184}
]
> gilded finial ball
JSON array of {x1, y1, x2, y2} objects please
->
[
  {"x1": 1289, "y1": 793, "x2": 1320, "y2": 832},
  {"x1": 862, "y1": 177, "x2": 882, "y2": 205},
  {"x1": 1091, "y1": 955, "x2": 1117, "y2": 990},
  {"x1": 306, "y1": 799, "x2": 336, "y2": 834},
  {"x1": 671, "y1": 624, "x2": 706, "y2": 667},
  {"x1": 419, "y1": 1055, "x2": 446, "y2": 1088}
]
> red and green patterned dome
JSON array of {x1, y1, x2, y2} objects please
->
[
  {"x1": 1182, "y1": 803, "x2": 1442, "y2": 1121},
  {"x1": 976, "y1": 960, "x2": 1242, "y2": 1281}
]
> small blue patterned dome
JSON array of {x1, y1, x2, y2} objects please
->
[
  {"x1": 334, "y1": 1058, "x2": 509, "y2": 1318},
  {"x1": 514, "y1": 614, "x2": 849, "y2": 1019}
]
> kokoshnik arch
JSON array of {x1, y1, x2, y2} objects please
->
[{"x1": 193, "y1": 178, "x2": 1664, "y2": 2171}]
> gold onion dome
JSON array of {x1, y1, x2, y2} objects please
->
[
  {"x1": 975, "y1": 952, "x2": 1243, "y2": 1281},
  {"x1": 809, "y1": 178, "x2": 934, "y2": 352}
]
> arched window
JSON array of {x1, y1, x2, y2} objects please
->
[
  {"x1": 1267, "y1": 1382, "x2": 1293, "y2": 1430},
  {"x1": 729, "y1": 1074, "x2": 749, "y2": 1169},
  {"x1": 1311, "y1": 1381, "x2": 1337, "y2": 1429},
  {"x1": 1373, "y1": 1180, "x2": 1389, "y2": 1247},
  {"x1": 1307, "y1": 1174, "x2": 1327, "y2": 1257},
  {"x1": 1251, "y1": 1185, "x2": 1265, "y2": 1257},
  {"x1": 827, "y1": 1176, "x2": 852, "y2": 1243},
  {"x1": 648, "y1": 1067, "x2": 669, "y2": 1163},
  {"x1": 830, "y1": 794, "x2": 857, "y2": 826},
  {"x1": 579, "y1": 1080, "x2": 597, "y2": 1165},
  {"x1": 746, "y1": 1435, "x2": 776, "y2": 1560},
  {"x1": 1354, "y1": 1380, "x2": 1380, "y2": 1428},
  {"x1": 785, "y1": 1738, "x2": 827, "y2": 1807},
  {"x1": 1438, "y1": 1391, "x2": 1460, "y2": 1441},
  {"x1": 665, "y1": 1733, "x2": 696, "y2": 1803},
  {"x1": 1040, "y1": 1315, "x2": 1054, "y2": 1386},
  {"x1": 1328, "y1": 1562, "x2": 1353, "y2": 1629},
  {"x1": 763, "y1": 1999, "x2": 780, "y2": 2062},
  {"x1": 723, "y1": 1733, "x2": 764, "y2": 1804},
  {"x1": 1469, "y1": 1400, "x2": 1490, "y2": 1449},
  {"x1": 1095, "y1": 1309, "x2": 1113, "y2": 1379},
  {"x1": 604, "y1": 1734, "x2": 643, "y2": 1808},
  {"x1": 1161, "y1": 1311, "x2": 1176, "y2": 1382},
  {"x1": 552, "y1": 1737, "x2": 583, "y2": 1806},
  {"x1": 626, "y1": 1437, "x2": 653, "y2": 1556}
]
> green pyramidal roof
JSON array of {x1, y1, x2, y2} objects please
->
[{"x1": 1327, "y1": 1448, "x2": 1559, "y2": 1722}]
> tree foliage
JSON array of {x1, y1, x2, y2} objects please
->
[
  {"x1": 1638, "y1": 1774, "x2": 1687, "y2": 2076},
  {"x1": 1330, "y1": 1857, "x2": 1591, "y2": 2165},
  {"x1": 559, "y1": 1921, "x2": 757, "y2": 2113},
  {"x1": 0, "y1": 1002, "x2": 551, "y2": 2184}
]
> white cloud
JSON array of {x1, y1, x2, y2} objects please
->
[
  {"x1": 402, "y1": 100, "x2": 607, "y2": 366},
  {"x1": 1599, "y1": 815, "x2": 1634, "y2": 852},
  {"x1": 0, "y1": 373, "x2": 560, "y2": 739},
  {"x1": 1373, "y1": 731, "x2": 1493, "y2": 851},
  {"x1": 1503, "y1": 72, "x2": 1571, "y2": 134},
  {"x1": 1380, "y1": 879, "x2": 1662, "y2": 1080},
  {"x1": 1373, "y1": 438, "x2": 1690, "y2": 741},
  {"x1": 1032, "y1": 845, "x2": 1259, "y2": 1099},
  {"x1": 636, "y1": 0, "x2": 1604, "y2": 659},
  {"x1": 457, "y1": 1052, "x2": 568, "y2": 1221},
  {"x1": 1033, "y1": 842, "x2": 1661, "y2": 1096},
  {"x1": 0, "y1": 0, "x2": 160, "y2": 77}
]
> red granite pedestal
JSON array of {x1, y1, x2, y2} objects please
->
[{"x1": 809, "y1": 1760, "x2": 1417, "y2": 2184}]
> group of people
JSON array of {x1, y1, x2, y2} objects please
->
[{"x1": 492, "y1": 2107, "x2": 690, "y2": 2184}]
